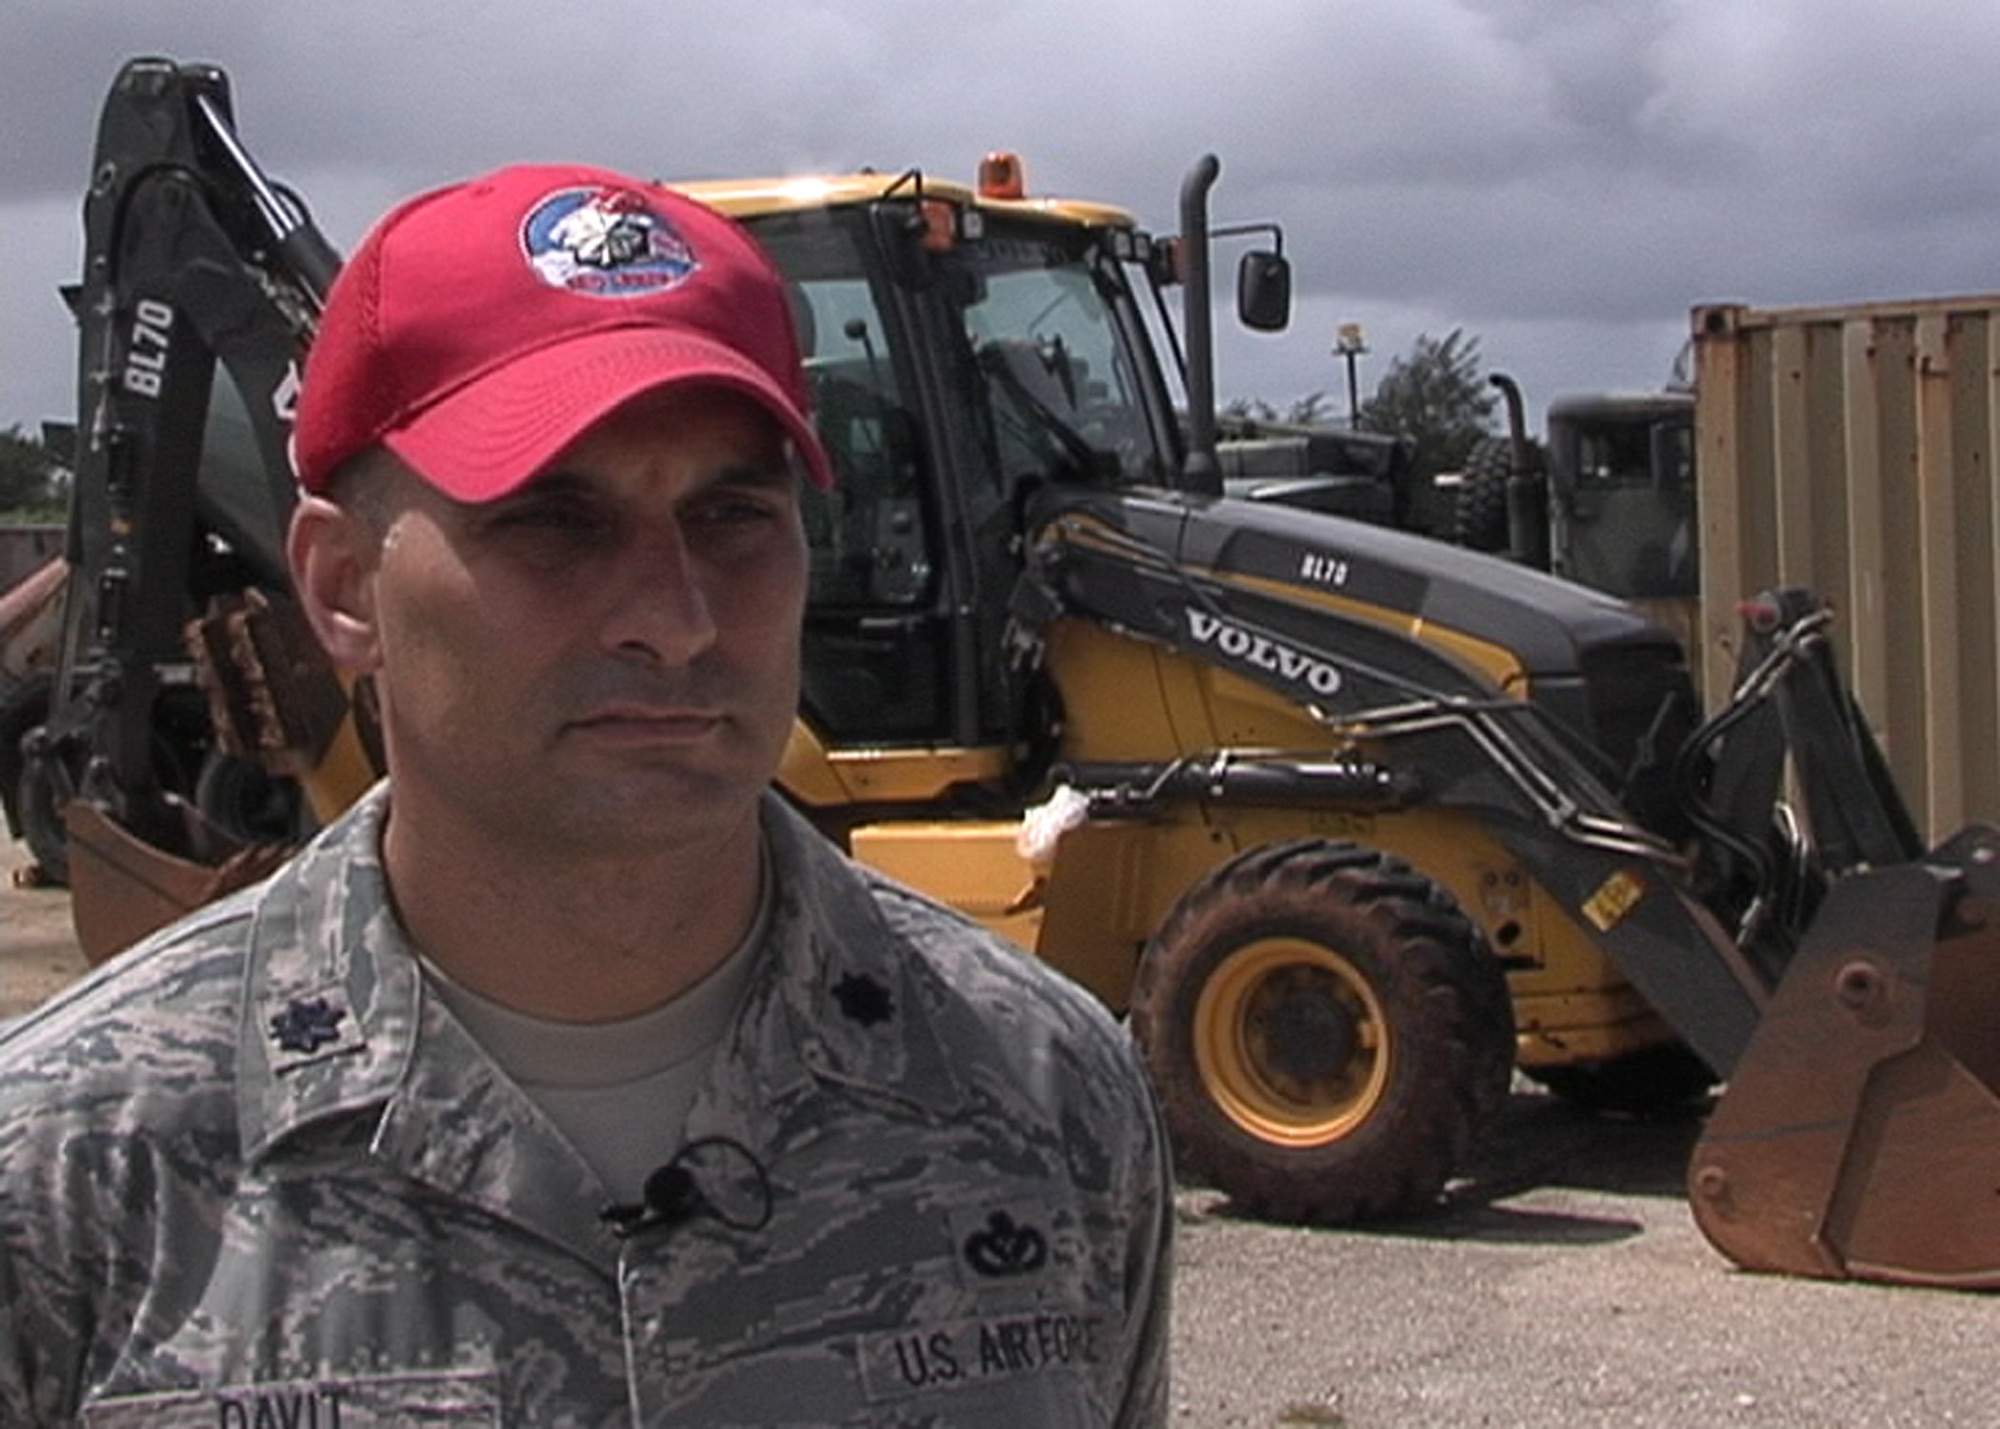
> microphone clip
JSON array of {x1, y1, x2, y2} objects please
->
[{"x1": 601, "y1": 1135, "x2": 773, "y2": 1240}]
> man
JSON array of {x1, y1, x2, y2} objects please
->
[{"x1": 0, "y1": 164, "x2": 1171, "y2": 1425}]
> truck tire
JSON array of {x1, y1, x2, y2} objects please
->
[
  {"x1": 1524, "y1": 1041, "x2": 1715, "y2": 1116},
  {"x1": 194, "y1": 750, "x2": 308, "y2": 847},
  {"x1": 1131, "y1": 839, "x2": 1514, "y2": 1224},
  {"x1": 17, "y1": 757, "x2": 67, "y2": 885},
  {"x1": 1450, "y1": 436, "x2": 1543, "y2": 553},
  {"x1": 0, "y1": 672, "x2": 66, "y2": 885}
]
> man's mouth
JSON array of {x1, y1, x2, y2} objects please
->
[{"x1": 568, "y1": 704, "x2": 723, "y2": 745}]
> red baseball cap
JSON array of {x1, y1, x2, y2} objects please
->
[{"x1": 293, "y1": 163, "x2": 832, "y2": 499}]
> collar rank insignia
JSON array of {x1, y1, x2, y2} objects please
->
[
  {"x1": 832, "y1": 972, "x2": 894, "y2": 1027},
  {"x1": 964, "y1": 1210, "x2": 1048, "y2": 1277},
  {"x1": 270, "y1": 996, "x2": 348, "y2": 1055}
]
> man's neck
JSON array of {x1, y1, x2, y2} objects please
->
[{"x1": 378, "y1": 797, "x2": 767, "y2": 1023}]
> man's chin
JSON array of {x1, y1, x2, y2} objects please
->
[{"x1": 534, "y1": 772, "x2": 768, "y2": 857}]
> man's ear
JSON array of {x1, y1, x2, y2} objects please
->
[{"x1": 288, "y1": 495, "x2": 385, "y2": 673}]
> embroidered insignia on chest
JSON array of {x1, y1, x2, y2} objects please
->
[
  {"x1": 963, "y1": 1210, "x2": 1048, "y2": 1277},
  {"x1": 270, "y1": 996, "x2": 347, "y2": 1054},
  {"x1": 832, "y1": 972, "x2": 894, "y2": 1026}
]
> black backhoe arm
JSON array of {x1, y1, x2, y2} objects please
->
[{"x1": 37, "y1": 57, "x2": 346, "y2": 958}]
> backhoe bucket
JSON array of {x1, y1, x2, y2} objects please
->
[
  {"x1": 64, "y1": 801, "x2": 289, "y2": 966},
  {"x1": 1689, "y1": 824, "x2": 2000, "y2": 1288}
]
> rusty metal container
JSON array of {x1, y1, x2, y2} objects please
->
[{"x1": 1693, "y1": 295, "x2": 2000, "y2": 843}]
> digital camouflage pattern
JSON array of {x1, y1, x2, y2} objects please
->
[{"x1": 0, "y1": 787, "x2": 1172, "y2": 1426}]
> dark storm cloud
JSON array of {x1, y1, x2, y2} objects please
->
[{"x1": 6, "y1": 0, "x2": 2000, "y2": 427}]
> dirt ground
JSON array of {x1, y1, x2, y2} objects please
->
[{"x1": 0, "y1": 836, "x2": 88, "y2": 1020}]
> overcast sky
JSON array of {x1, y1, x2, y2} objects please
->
[{"x1": 6, "y1": 1, "x2": 2000, "y2": 441}]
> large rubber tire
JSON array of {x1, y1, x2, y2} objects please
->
[
  {"x1": 0, "y1": 672, "x2": 66, "y2": 885},
  {"x1": 1524, "y1": 1041, "x2": 1716, "y2": 1117},
  {"x1": 194, "y1": 750, "x2": 308, "y2": 847},
  {"x1": 16, "y1": 756, "x2": 67, "y2": 885},
  {"x1": 1450, "y1": 436, "x2": 1543, "y2": 553},
  {"x1": 1130, "y1": 840, "x2": 1515, "y2": 1224}
]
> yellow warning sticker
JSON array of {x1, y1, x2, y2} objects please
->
[{"x1": 1583, "y1": 868, "x2": 1646, "y2": 932}]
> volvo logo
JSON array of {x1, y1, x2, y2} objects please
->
[{"x1": 1187, "y1": 609, "x2": 1344, "y2": 697}]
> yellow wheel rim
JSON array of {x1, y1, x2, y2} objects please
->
[{"x1": 1192, "y1": 936, "x2": 1391, "y2": 1147}]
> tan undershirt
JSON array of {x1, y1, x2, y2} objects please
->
[{"x1": 421, "y1": 877, "x2": 770, "y2": 1204}]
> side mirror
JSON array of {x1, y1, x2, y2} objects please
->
[{"x1": 1238, "y1": 251, "x2": 1290, "y2": 332}]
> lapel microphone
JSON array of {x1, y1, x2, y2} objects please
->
[{"x1": 602, "y1": 1135, "x2": 774, "y2": 1239}]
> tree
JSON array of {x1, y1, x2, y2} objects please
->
[
  {"x1": 1221, "y1": 395, "x2": 1278, "y2": 425},
  {"x1": 0, "y1": 425, "x2": 68, "y2": 519},
  {"x1": 1221, "y1": 391, "x2": 1342, "y2": 432},
  {"x1": 1283, "y1": 391, "x2": 1340, "y2": 426},
  {"x1": 1357, "y1": 329, "x2": 1497, "y2": 481}
]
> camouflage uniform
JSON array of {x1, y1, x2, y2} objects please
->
[{"x1": 0, "y1": 787, "x2": 1171, "y2": 1426}]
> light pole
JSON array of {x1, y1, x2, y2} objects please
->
[{"x1": 1335, "y1": 322, "x2": 1368, "y2": 430}]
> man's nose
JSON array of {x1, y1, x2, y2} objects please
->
[{"x1": 602, "y1": 519, "x2": 717, "y2": 667}]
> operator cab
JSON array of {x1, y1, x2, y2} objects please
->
[{"x1": 731, "y1": 171, "x2": 1183, "y2": 775}]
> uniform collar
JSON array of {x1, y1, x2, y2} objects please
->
[
  {"x1": 235, "y1": 783, "x2": 416, "y2": 1163},
  {"x1": 692, "y1": 796, "x2": 968, "y2": 1146},
  {"x1": 231, "y1": 785, "x2": 970, "y2": 1250}
]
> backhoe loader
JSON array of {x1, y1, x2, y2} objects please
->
[{"x1": 13, "y1": 55, "x2": 2000, "y2": 1288}]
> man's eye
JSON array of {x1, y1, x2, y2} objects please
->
[
  {"x1": 690, "y1": 496, "x2": 781, "y2": 528},
  {"x1": 493, "y1": 502, "x2": 612, "y2": 535}
]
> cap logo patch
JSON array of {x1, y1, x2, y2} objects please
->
[{"x1": 522, "y1": 185, "x2": 698, "y2": 298}]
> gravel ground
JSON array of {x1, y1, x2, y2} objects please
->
[
  {"x1": 1, "y1": 838, "x2": 84, "y2": 1020},
  {"x1": 1167, "y1": 1096, "x2": 2000, "y2": 1426}
]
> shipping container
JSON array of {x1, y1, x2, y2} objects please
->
[{"x1": 1692, "y1": 295, "x2": 2000, "y2": 842}]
